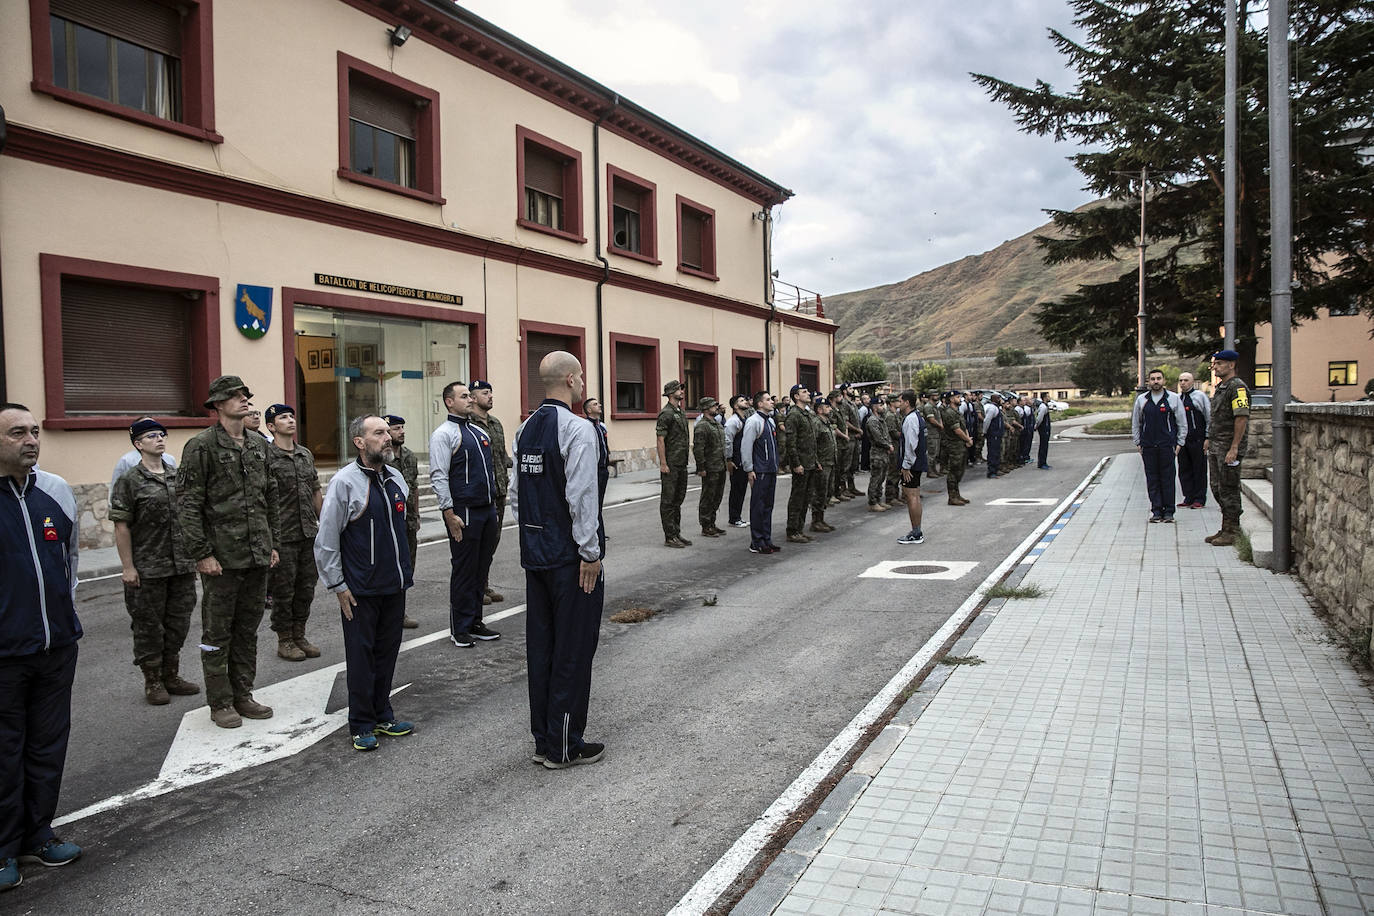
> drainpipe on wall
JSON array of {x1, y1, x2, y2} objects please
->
[
  {"x1": 762, "y1": 207, "x2": 774, "y2": 392},
  {"x1": 0, "y1": 105, "x2": 7, "y2": 403},
  {"x1": 592, "y1": 95, "x2": 618, "y2": 409}
]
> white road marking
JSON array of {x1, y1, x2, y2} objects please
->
[
  {"x1": 667, "y1": 456, "x2": 1110, "y2": 916},
  {"x1": 55, "y1": 603, "x2": 529, "y2": 827},
  {"x1": 985, "y1": 497, "x2": 1059, "y2": 506},
  {"x1": 858, "y1": 560, "x2": 979, "y2": 581}
]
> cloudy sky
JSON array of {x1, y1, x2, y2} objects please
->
[{"x1": 460, "y1": 0, "x2": 1101, "y2": 296}]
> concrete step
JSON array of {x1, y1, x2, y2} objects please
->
[
  {"x1": 1238, "y1": 487, "x2": 1274, "y2": 569},
  {"x1": 1241, "y1": 477, "x2": 1274, "y2": 522}
]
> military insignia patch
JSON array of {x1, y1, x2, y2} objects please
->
[
  {"x1": 235, "y1": 284, "x2": 274, "y2": 340},
  {"x1": 1232, "y1": 388, "x2": 1249, "y2": 409}
]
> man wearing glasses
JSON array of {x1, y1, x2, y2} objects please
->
[{"x1": 656, "y1": 380, "x2": 692, "y2": 548}]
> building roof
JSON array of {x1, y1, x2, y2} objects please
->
[{"x1": 350, "y1": 0, "x2": 795, "y2": 207}]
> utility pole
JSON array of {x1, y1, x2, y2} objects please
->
[
  {"x1": 1223, "y1": 0, "x2": 1238, "y2": 351},
  {"x1": 1269, "y1": 0, "x2": 1293, "y2": 573},
  {"x1": 1136, "y1": 166, "x2": 1148, "y2": 389}
]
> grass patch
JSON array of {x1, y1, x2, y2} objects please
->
[
  {"x1": 1054, "y1": 407, "x2": 1094, "y2": 420},
  {"x1": 1235, "y1": 528, "x2": 1253, "y2": 564},
  {"x1": 1086, "y1": 417, "x2": 1132, "y2": 435},
  {"x1": 986, "y1": 582, "x2": 1045, "y2": 600},
  {"x1": 702, "y1": 595, "x2": 718, "y2": 607},
  {"x1": 609, "y1": 607, "x2": 657, "y2": 624},
  {"x1": 939, "y1": 655, "x2": 985, "y2": 666}
]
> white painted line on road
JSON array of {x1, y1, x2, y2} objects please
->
[
  {"x1": 667, "y1": 455, "x2": 1110, "y2": 916},
  {"x1": 858, "y1": 561, "x2": 978, "y2": 581},
  {"x1": 55, "y1": 603, "x2": 531, "y2": 828},
  {"x1": 986, "y1": 497, "x2": 1059, "y2": 506}
]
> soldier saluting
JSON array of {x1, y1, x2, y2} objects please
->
[{"x1": 178, "y1": 375, "x2": 280, "y2": 729}]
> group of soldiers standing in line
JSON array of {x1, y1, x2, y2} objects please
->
[{"x1": 652, "y1": 380, "x2": 1057, "y2": 550}]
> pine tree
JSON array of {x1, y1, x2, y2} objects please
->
[{"x1": 971, "y1": 0, "x2": 1374, "y2": 378}]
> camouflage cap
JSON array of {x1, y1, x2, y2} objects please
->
[
  {"x1": 203, "y1": 374, "x2": 253, "y2": 409},
  {"x1": 697, "y1": 396, "x2": 718, "y2": 411},
  {"x1": 663, "y1": 379, "x2": 684, "y2": 397}
]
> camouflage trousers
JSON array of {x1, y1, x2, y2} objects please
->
[
  {"x1": 660, "y1": 466, "x2": 688, "y2": 539},
  {"x1": 810, "y1": 465, "x2": 832, "y2": 517},
  {"x1": 833, "y1": 443, "x2": 852, "y2": 496},
  {"x1": 405, "y1": 523, "x2": 419, "y2": 577},
  {"x1": 698, "y1": 470, "x2": 725, "y2": 529},
  {"x1": 125, "y1": 572, "x2": 196, "y2": 669},
  {"x1": 942, "y1": 443, "x2": 966, "y2": 495},
  {"x1": 786, "y1": 468, "x2": 814, "y2": 534},
  {"x1": 885, "y1": 447, "x2": 902, "y2": 502},
  {"x1": 1208, "y1": 453, "x2": 1243, "y2": 521},
  {"x1": 200, "y1": 565, "x2": 270, "y2": 708},
  {"x1": 269, "y1": 538, "x2": 317, "y2": 634},
  {"x1": 867, "y1": 454, "x2": 889, "y2": 504}
]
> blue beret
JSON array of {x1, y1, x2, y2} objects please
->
[
  {"x1": 469, "y1": 379, "x2": 493, "y2": 392},
  {"x1": 1212, "y1": 349, "x2": 1240, "y2": 361},
  {"x1": 384, "y1": 414, "x2": 406, "y2": 426},
  {"x1": 790, "y1": 384, "x2": 805, "y2": 397},
  {"x1": 128, "y1": 417, "x2": 167, "y2": 442},
  {"x1": 263, "y1": 404, "x2": 294, "y2": 423}
]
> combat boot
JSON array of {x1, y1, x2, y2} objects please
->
[
  {"x1": 1205, "y1": 521, "x2": 1228, "y2": 544},
  {"x1": 210, "y1": 705, "x2": 242, "y2": 729},
  {"x1": 141, "y1": 666, "x2": 170, "y2": 706},
  {"x1": 487, "y1": 586, "x2": 505, "y2": 603},
  {"x1": 161, "y1": 656, "x2": 200, "y2": 696},
  {"x1": 1210, "y1": 519, "x2": 1239, "y2": 547},
  {"x1": 293, "y1": 624, "x2": 321, "y2": 659},
  {"x1": 277, "y1": 634, "x2": 306, "y2": 662},
  {"x1": 234, "y1": 695, "x2": 274, "y2": 719}
]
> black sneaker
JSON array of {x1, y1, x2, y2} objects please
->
[
  {"x1": 451, "y1": 632, "x2": 475, "y2": 648},
  {"x1": 543, "y1": 742, "x2": 606, "y2": 769},
  {"x1": 897, "y1": 530, "x2": 925, "y2": 545},
  {"x1": 469, "y1": 621, "x2": 501, "y2": 641},
  {"x1": 749, "y1": 545, "x2": 765, "y2": 553}
]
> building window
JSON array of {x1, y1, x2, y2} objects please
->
[
  {"x1": 30, "y1": 0, "x2": 218, "y2": 141},
  {"x1": 519, "y1": 321, "x2": 585, "y2": 414},
  {"x1": 609, "y1": 333, "x2": 661, "y2": 419},
  {"x1": 1329, "y1": 361, "x2": 1358, "y2": 386},
  {"x1": 676, "y1": 195, "x2": 717, "y2": 280},
  {"x1": 1254, "y1": 364, "x2": 1272, "y2": 388},
  {"x1": 1328, "y1": 301, "x2": 1359, "y2": 317},
  {"x1": 607, "y1": 166, "x2": 658, "y2": 264},
  {"x1": 337, "y1": 53, "x2": 443, "y2": 204},
  {"x1": 517, "y1": 126, "x2": 584, "y2": 242},
  {"x1": 680, "y1": 343, "x2": 718, "y2": 410},
  {"x1": 1057, "y1": 391, "x2": 1069, "y2": 401},
  {"x1": 733, "y1": 350, "x2": 764, "y2": 398},
  {"x1": 797, "y1": 359, "x2": 820, "y2": 395},
  {"x1": 40, "y1": 254, "x2": 220, "y2": 429}
]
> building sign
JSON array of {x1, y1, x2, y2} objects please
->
[
  {"x1": 314, "y1": 273, "x2": 463, "y2": 306},
  {"x1": 235, "y1": 285, "x2": 273, "y2": 339}
]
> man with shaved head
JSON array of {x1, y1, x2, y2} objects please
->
[
  {"x1": 1176, "y1": 372, "x2": 1209, "y2": 509},
  {"x1": 513, "y1": 351, "x2": 607, "y2": 768}
]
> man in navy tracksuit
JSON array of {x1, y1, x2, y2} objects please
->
[
  {"x1": 315, "y1": 415, "x2": 415, "y2": 751},
  {"x1": 740, "y1": 391, "x2": 780, "y2": 554},
  {"x1": 1131, "y1": 369, "x2": 1189, "y2": 522},
  {"x1": 513, "y1": 352, "x2": 607, "y2": 769},
  {"x1": 0, "y1": 404, "x2": 83, "y2": 890},
  {"x1": 430, "y1": 382, "x2": 501, "y2": 648}
]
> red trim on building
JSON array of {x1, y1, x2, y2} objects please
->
[
  {"x1": 519, "y1": 319, "x2": 586, "y2": 416},
  {"x1": 38, "y1": 253, "x2": 221, "y2": 430},
  {"x1": 337, "y1": 52, "x2": 445, "y2": 205},
  {"x1": 675, "y1": 194, "x2": 718, "y2": 282},
  {"x1": 280, "y1": 286, "x2": 486, "y2": 410},
  {"x1": 28, "y1": 0, "x2": 222, "y2": 143},
  {"x1": 678, "y1": 340, "x2": 719, "y2": 415},
  {"x1": 606, "y1": 164, "x2": 659, "y2": 265},
  {"x1": 608, "y1": 332, "x2": 662, "y2": 421},
  {"x1": 3, "y1": 127, "x2": 836, "y2": 332},
  {"x1": 515, "y1": 125, "x2": 585, "y2": 243}
]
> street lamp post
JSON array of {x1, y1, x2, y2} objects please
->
[{"x1": 1136, "y1": 166, "x2": 1148, "y2": 389}]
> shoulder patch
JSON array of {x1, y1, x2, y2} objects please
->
[{"x1": 1232, "y1": 387, "x2": 1249, "y2": 410}]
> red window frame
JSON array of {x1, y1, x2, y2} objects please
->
[
  {"x1": 39, "y1": 254, "x2": 221, "y2": 430},
  {"x1": 796, "y1": 358, "x2": 822, "y2": 396},
  {"x1": 519, "y1": 320, "x2": 587, "y2": 415},
  {"x1": 608, "y1": 332, "x2": 661, "y2": 421},
  {"x1": 337, "y1": 52, "x2": 444, "y2": 205},
  {"x1": 516, "y1": 126, "x2": 585, "y2": 243},
  {"x1": 732, "y1": 349, "x2": 765, "y2": 399},
  {"x1": 606, "y1": 164, "x2": 659, "y2": 265},
  {"x1": 678, "y1": 341, "x2": 718, "y2": 416},
  {"x1": 28, "y1": 0, "x2": 220, "y2": 143},
  {"x1": 675, "y1": 194, "x2": 718, "y2": 281}
]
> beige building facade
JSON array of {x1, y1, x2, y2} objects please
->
[
  {"x1": 0, "y1": 0, "x2": 835, "y2": 545},
  {"x1": 1255, "y1": 308, "x2": 1374, "y2": 402}
]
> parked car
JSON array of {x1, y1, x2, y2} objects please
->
[
  {"x1": 1045, "y1": 400, "x2": 1070, "y2": 411},
  {"x1": 1248, "y1": 388, "x2": 1303, "y2": 408}
]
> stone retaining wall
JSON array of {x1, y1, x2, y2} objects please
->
[
  {"x1": 1242, "y1": 406, "x2": 1271, "y2": 479},
  {"x1": 1288, "y1": 402, "x2": 1374, "y2": 646}
]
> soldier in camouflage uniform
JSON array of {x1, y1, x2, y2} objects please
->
[
  {"x1": 844, "y1": 387, "x2": 864, "y2": 495},
  {"x1": 809, "y1": 398, "x2": 838, "y2": 533},
  {"x1": 831, "y1": 391, "x2": 852, "y2": 502},
  {"x1": 997, "y1": 399, "x2": 1022, "y2": 477},
  {"x1": 470, "y1": 380, "x2": 511, "y2": 604},
  {"x1": 884, "y1": 395, "x2": 904, "y2": 504},
  {"x1": 111, "y1": 418, "x2": 200, "y2": 705},
  {"x1": 1204, "y1": 349, "x2": 1251, "y2": 546},
  {"x1": 939, "y1": 391, "x2": 974, "y2": 505},
  {"x1": 865, "y1": 398, "x2": 893, "y2": 510},
  {"x1": 692, "y1": 397, "x2": 728, "y2": 537},
  {"x1": 657, "y1": 380, "x2": 692, "y2": 547},
  {"x1": 782, "y1": 385, "x2": 818, "y2": 543},
  {"x1": 263, "y1": 404, "x2": 322, "y2": 663},
  {"x1": 385, "y1": 415, "x2": 421, "y2": 628},
  {"x1": 178, "y1": 375, "x2": 281, "y2": 729},
  {"x1": 919, "y1": 392, "x2": 944, "y2": 478}
]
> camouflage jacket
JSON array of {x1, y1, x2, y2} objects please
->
[
  {"x1": 815, "y1": 412, "x2": 838, "y2": 467},
  {"x1": 109, "y1": 463, "x2": 195, "y2": 578},
  {"x1": 885, "y1": 407, "x2": 902, "y2": 446},
  {"x1": 656, "y1": 403, "x2": 690, "y2": 467},
  {"x1": 266, "y1": 441, "x2": 321, "y2": 542},
  {"x1": 784, "y1": 406, "x2": 818, "y2": 469},
  {"x1": 692, "y1": 414, "x2": 726, "y2": 473},
  {"x1": 475, "y1": 412, "x2": 511, "y2": 497},
  {"x1": 385, "y1": 444, "x2": 421, "y2": 531},
  {"x1": 1208, "y1": 377, "x2": 1251, "y2": 455},
  {"x1": 178, "y1": 423, "x2": 279, "y2": 568},
  {"x1": 866, "y1": 412, "x2": 893, "y2": 454},
  {"x1": 939, "y1": 405, "x2": 967, "y2": 445}
]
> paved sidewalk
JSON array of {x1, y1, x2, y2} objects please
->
[{"x1": 757, "y1": 455, "x2": 1374, "y2": 915}]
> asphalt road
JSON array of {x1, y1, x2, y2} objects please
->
[{"x1": 17, "y1": 434, "x2": 1125, "y2": 915}]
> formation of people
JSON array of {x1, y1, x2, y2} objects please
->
[{"x1": 654, "y1": 380, "x2": 1054, "y2": 550}]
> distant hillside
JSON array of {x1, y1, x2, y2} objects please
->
[{"x1": 826, "y1": 201, "x2": 1132, "y2": 361}]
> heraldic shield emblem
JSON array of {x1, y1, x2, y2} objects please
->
[{"x1": 235, "y1": 284, "x2": 273, "y2": 339}]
